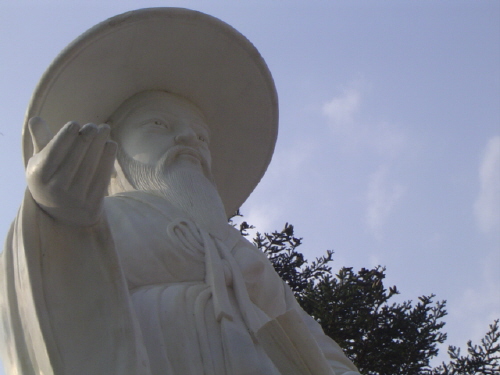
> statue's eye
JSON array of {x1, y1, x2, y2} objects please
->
[
  {"x1": 147, "y1": 119, "x2": 169, "y2": 129},
  {"x1": 153, "y1": 120, "x2": 167, "y2": 127},
  {"x1": 198, "y1": 135, "x2": 206, "y2": 142}
]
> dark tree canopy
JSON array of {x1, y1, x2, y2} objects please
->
[{"x1": 235, "y1": 218, "x2": 500, "y2": 375}]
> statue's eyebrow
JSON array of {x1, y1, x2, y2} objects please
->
[{"x1": 190, "y1": 119, "x2": 210, "y2": 134}]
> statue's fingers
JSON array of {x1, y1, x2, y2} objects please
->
[
  {"x1": 166, "y1": 220, "x2": 204, "y2": 254},
  {"x1": 28, "y1": 117, "x2": 53, "y2": 154},
  {"x1": 56, "y1": 123, "x2": 99, "y2": 188},
  {"x1": 171, "y1": 225, "x2": 203, "y2": 254},
  {"x1": 175, "y1": 229, "x2": 195, "y2": 251},
  {"x1": 179, "y1": 229, "x2": 202, "y2": 251},
  {"x1": 71, "y1": 124, "x2": 111, "y2": 194},
  {"x1": 87, "y1": 140, "x2": 117, "y2": 203},
  {"x1": 40, "y1": 121, "x2": 81, "y2": 181},
  {"x1": 184, "y1": 220, "x2": 204, "y2": 248}
]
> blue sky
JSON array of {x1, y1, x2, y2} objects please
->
[{"x1": 1, "y1": 0, "x2": 499, "y2": 371}]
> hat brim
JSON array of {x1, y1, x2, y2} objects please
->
[{"x1": 22, "y1": 7, "x2": 278, "y2": 218}]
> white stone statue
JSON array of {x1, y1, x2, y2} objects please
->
[{"x1": 0, "y1": 8, "x2": 360, "y2": 375}]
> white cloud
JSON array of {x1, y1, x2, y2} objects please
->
[
  {"x1": 366, "y1": 165, "x2": 405, "y2": 239},
  {"x1": 238, "y1": 141, "x2": 313, "y2": 233},
  {"x1": 474, "y1": 136, "x2": 500, "y2": 234},
  {"x1": 321, "y1": 82, "x2": 407, "y2": 158},
  {"x1": 233, "y1": 204, "x2": 280, "y2": 240},
  {"x1": 271, "y1": 141, "x2": 313, "y2": 176},
  {"x1": 322, "y1": 87, "x2": 360, "y2": 133}
]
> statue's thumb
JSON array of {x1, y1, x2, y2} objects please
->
[{"x1": 28, "y1": 117, "x2": 53, "y2": 154}]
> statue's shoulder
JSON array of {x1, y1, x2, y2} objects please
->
[{"x1": 228, "y1": 226, "x2": 274, "y2": 262}]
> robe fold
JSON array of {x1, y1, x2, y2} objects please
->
[{"x1": 1, "y1": 190, "x2": 360, "y2": 375}]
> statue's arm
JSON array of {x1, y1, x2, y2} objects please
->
[
  {"x1": 26, "y1": 117, "x2": 116, "y2": 226},
  {"x1": 235, "y1": 236, "x2": 361, "y2": 375},
  {"x1": 282, "y1": 283, "x2": 361, "y2": 375},
  {"x1": 0, "y1": 120, "x2": 152, "y2": 374},
  {"x1": 0, "y1": 192, "x2": 152, "y2": 375}
]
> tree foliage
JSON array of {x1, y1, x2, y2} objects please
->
[
  {"x1": 236, "y1": 219, "x2": 500, "y2": 375},
  {"x1": 430, "y1": 319, "x2": 500, "y2": 375}
]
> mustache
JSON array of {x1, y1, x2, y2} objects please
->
[
  {"x1": 159, "y1": 145, "x2": 203, "y2": 165},
  {"x1": 156, "y1": 145, "x2": 213, "y2": 181}
]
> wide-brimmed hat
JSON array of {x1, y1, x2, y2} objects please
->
[{"x1": 22, "y1": 7, "x2": 278, "y2": 217}]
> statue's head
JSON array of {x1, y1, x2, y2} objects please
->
[
  {"x1": 107, "y1": 91, "x2": 229, "y2": 229},
  {"x1": 107, "y1": 91, "x2": 214, "y2": 195}
]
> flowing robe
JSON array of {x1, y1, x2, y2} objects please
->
[{"x1": 0, "y1": 190, "x2": 360, "y2": 375}]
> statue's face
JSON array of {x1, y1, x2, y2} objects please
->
[{"x1": 115, "y1": 92, "x2": 211, "y2": 174}]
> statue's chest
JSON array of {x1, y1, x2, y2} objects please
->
[{"x1": 106, "y1": 201, "x2": 206, "y2": 289}]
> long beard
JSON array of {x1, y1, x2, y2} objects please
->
[{"x1": 116, "y1": 147, "x2": 229, "y2": 238}]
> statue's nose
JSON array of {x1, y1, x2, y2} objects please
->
[{"x1": 174, "y1": 127, "x2": 197, "y2": 145}]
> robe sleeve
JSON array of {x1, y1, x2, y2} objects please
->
[
  {"x1": 0, "y1": 190, "x2": 151, "y2": 375},
  {"x1": 232, "y1": 229, "x2": 361, "y2": 375},
  {"x1": 281, "y1": 284, "x2": 361, "y2": 375}
]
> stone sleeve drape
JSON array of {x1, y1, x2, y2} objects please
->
[{"x1": 0, "y1": 190, "x2": 151, "y2": 375}]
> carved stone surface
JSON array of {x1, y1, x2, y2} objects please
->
[{"x1": 0, "y1": 8, "x2": 360, "y2": 375}]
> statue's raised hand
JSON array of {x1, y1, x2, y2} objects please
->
[{"x1": 26, "y1": 117, "x2": 117, "y2": 226}]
